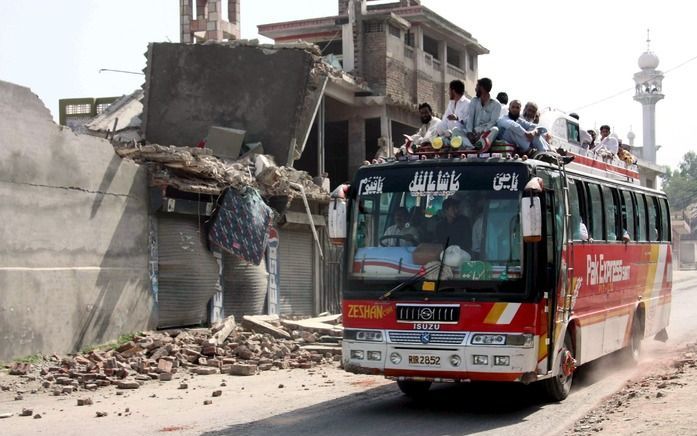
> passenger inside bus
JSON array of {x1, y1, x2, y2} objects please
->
[
  {"x1": 578, "y1": 222, "x2": 589, "y2": 241},
  {"x1": 434, "y1": 198, "x2": 472, "y2": 250},
  {"x1": 470, "y1": 195, "x2": 487, "y2": 259},
  {"x1": 381, "y1": 207, "x2": 419, "y2": 247}
]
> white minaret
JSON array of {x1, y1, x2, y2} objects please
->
[
  {"x1": 627, "y1": 128, "x2": 636, "y2": 147},
  {"x1": 633, "y1": 30, "x2": 664, "y2": 164}
]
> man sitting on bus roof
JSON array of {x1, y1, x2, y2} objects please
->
[
  {"x1": 496, "y1": 92, "x2": 509, "y2": 119},
  {"x1": 496, "y1": 100, "x2": 551, "y2": 153},
  {"x1": 596, "y1": 125, "x2": 619, "y2": 155},
  {"x1": 522, "y1": 101, "x2": 539, "y2": 124},
  {"x1": 382, "y1": 207, "x2": 419, "y2": 247},
  {"x1": 407, "y1": 103, "x2": 441, "y2": 147},
  {"x1": 462, "y1": 78, "x2": 501, "y2": 148},
  {"x1": 436, "y1": 80, "x2": 470, "y2": 135},
  {"x1": 434, "y1": 198, "x2": 471, "y2": 251}
]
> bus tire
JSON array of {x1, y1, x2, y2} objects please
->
[
  {"x1": 397, "y1": 380, "x2": 432, "y2": 398},
  {"x1": 541, "y1": 332, "x2": 575, "y2": 402},
  {"x1": 623, "y1": 312, "x2": 643, "y2": 364}
]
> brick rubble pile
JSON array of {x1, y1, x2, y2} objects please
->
[{"x1": 2, "y1": 316, "x2": 341, "y2": 396}]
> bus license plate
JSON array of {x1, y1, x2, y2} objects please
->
[{"x1": 408, "y1": 355, "x2": 440, "y2": 366}]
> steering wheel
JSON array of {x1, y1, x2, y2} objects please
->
[{"x1": 379, "y1": 234, "x2": 416, "y2": 247}]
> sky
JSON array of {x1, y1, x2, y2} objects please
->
[{"x1": 1, "y1": 0, "x2": 695, "y2": 170}]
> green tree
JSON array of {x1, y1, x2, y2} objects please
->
[{"x1": 662, "y1": 151, "x2": 697, "y2": 211}]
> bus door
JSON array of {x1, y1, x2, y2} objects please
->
[{"x1": 541, "y1": 172, "x2": 567, "y2": 372}]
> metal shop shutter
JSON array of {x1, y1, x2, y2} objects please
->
[
  {"x1": 223, "y1": 254, "x2": 268, "y2": 319},
  {"x1": 278, "y1": 229, "x2": 314, "y2": 315},
  {"x1": 157, "y1": 214, "x2": 219, "y2": 328}
]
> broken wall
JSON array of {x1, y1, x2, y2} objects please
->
[
  {"x1": 142, "y1": 42, "x2": 328, "y2": 166},
  {"x1": 0, "y1": 80, "x2": 154, "y2": 362}
]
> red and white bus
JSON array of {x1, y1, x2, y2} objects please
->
[{"x1": 330, "y1": 141, "x2": 672, "y2": 401}]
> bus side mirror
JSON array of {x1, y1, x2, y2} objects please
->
[
  {"x1": 328, "y1": 198, "x2": 347, "y2": 246},
  {"x1": 521, "y1": 196, "x2": 542, "y2": 243}
]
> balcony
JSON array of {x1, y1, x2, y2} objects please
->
[
  {"x1": 447, "y1": 63, "x2": 464, "y2": 77},
  {"x1": 404, "y1": 46, "x2": 415, "y2": 59}
]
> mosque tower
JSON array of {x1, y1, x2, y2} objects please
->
[{"x1": 633, "y1": 30, "x2": 664, "y2": 164}]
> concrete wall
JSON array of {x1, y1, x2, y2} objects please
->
[
  {"x1": 142, "y1": 43, "x2": 327, "y2": 166},
  {"x1": 0, "y1": 80, "x2": 154, "y2": 362}
]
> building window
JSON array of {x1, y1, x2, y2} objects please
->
[
  {"x1": 95, "y1": 103, "x2": 111, "y2": 114},
  {"x1": 468, "y1": 52, "x2": 475, "y2": 71},
  {"x1": 66, "y1": 104, "x2": 92, "y2": 115},
  {"x1": 364, "y1": 22, "x2": 384, "y2": 33},
  {"x1": 422, "y1": 34, "x2": 439, "y2": 60},
  {"x1": 447, "y1": 47, "x2": 461, "y2": 68},
  {"x1": 404, "y1": 31, "x2": 414, "y2": 47},
  {"x1": 388, "y1": 24, "x2": 401, "y2": 38}
]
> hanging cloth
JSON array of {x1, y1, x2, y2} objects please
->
[{"x1": 209, "y1": 187, "x2": 272, "y2": 265}]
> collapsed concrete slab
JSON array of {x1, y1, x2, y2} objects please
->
[{"x1": 142, "y1": 41, "x2": 328, "y2": 166}]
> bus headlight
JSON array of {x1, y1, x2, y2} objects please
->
[
  {"x1": 344, "y1": 330, "x2": 384, "y2": 342},
  {"x1": 494, "y1": 356, "x2": 510, "y2": 366},
  {"x1": 471, "y1": 334, "x2": 506, "y2": 346},
  {"x1": 367, "y1": 351, "x2": 382, "y2": 361},
  {"x1": 506, "y1": 334, "x2": 534, "y2": 348},
  {"x1": 350, "y1": 350, "x2": 365, "y2": 360},
  {"x1": 470, "y1": 333, "x2": 533, "y2": 348},
  {"x1": 473, "y1": 355, "x2": 488, "y2": 365},
  {"x1": 390, "y1": 352, "x2": 402, "y2": 364}
]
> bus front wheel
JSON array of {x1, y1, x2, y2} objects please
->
[
  {"x1": 397, "y1": 380, "x2": 432, "y2": 398},
  {"x1": 541, "y1": 332, "x2": 575, "y2": 402}
]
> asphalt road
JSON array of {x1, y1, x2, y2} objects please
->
[{"x1": 205, "y1": 270, "x2": 697, "y2": 436}]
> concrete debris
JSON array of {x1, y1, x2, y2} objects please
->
[
  {"x1": 0, "y1": 412, "x2": 13, "y2": 419},
  {"x1": 200, "y1": 38, "x2": 322, "y2": 57},
  {"x1": 3, "y1": 314, "x2": 341, "y2": 395},
  {"x1": 20, "y1": 408, "x2": 33, "y2": 417},
  {"x1": 96, "y1": 411, "x2": 108, "y2": 418},
  {"x1": 281, "y1": 314, "x2": 343, "y2": 335},
  {"x1": 242, "y1": 315, "x2": 292, "y2": 340},
  {"x1": 115, "y1": 144, "x2": 328, "y2": 202},
  {"x1": 209, "y1": 315, "x2": 237, "y2": 346}
]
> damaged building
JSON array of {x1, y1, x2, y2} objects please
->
[
  {"x1": 1, "y1": 0, "x2": 490, "y2": 361},
  {"x1": 134, "y1": 0, "x2": 488, "y2": 329},
  {"x1": 113, "y1": 0, "x2": 489, "y2": 329}
]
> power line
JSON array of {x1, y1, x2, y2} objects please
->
[
  {"x1": 572, "y1": 53, "x2": 697, "y2": 112},
  {"x1": 98, "y1": 68, "x2": 144, "y2": 76}
]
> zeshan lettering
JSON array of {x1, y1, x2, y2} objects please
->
[{"x1": 347, "y1": 304, "x2": 394, "y2": 320}]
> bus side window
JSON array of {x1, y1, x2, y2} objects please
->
[
  {"x1": 634, "y1": 193, "x2": 648, "y2": 242},
  {"x1": 587, "y1": 183, "x2": 604, "y2": 241},
  {"x1": 567, "y1": 121, "x2": 581, "y2": 144},
  {"x1": 567, "y1": 179, "x2": 583, "y2": 240},
  {"x1": 647, "y1": 196, "x2": 659, "y2": 241},
  {"x1": 660, "y1": 198, "x2": 671, "y2": 242},
  {"x1": 621, "y1": 190, "x2": 636, "y2": 241},
  {"x1": 602, "y1": 186, "x2": 620, "y2": 241}
]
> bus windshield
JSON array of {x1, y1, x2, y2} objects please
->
[{"x1": 349, "y1": 164, "x2": 526, "y2": 289}]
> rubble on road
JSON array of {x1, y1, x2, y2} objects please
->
[
  {"x1": 115, "y1": 144, "x2": 329, "y2": 202},
  {"x1": 1, "y1": 314, "x2": 342, "y2": 397},
  {"x1": 566, "y1": 343, "x2": 697, "y2": 436}
]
